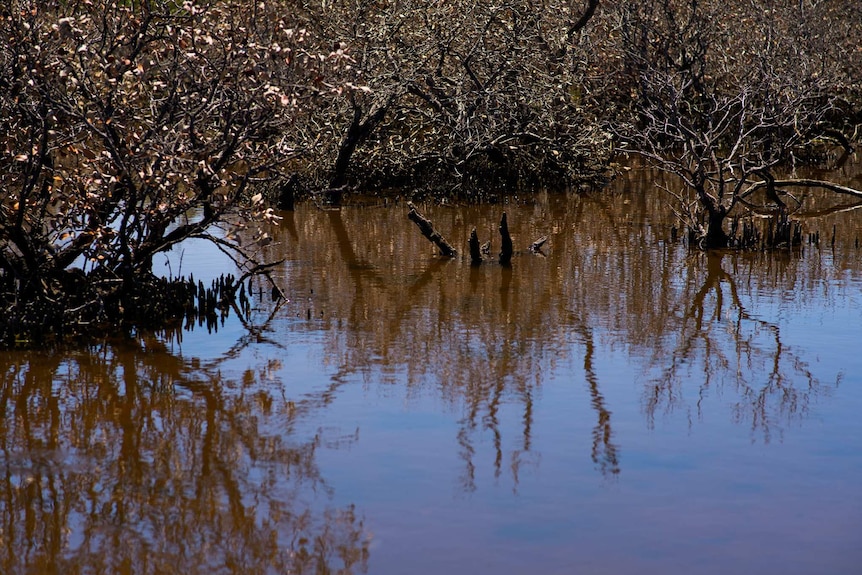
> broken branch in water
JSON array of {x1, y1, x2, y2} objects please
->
[{"x1": 407, "y1": 202, "x2": 457, "y2": 257}]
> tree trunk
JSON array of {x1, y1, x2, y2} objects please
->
[
  {"x1": 703, "y1": 208, "x2": 729, "y2": 249},
  {"x1": 330, "y1": 95, "x2": 390, "y2": 189}
]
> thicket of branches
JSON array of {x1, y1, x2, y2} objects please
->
[
  {"x1": 2, "y1": 0, "x2": 861, "y2": 344},
  {"x1": 0, "y1": 0, "x2": 339, "y2": 343},
  {"x1": 603, "y1": 0, "x2": 862, "y2": 247}
]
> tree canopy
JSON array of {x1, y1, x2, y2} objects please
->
[{"x1": 2, "y1": 0, "x2": 861, "y2": 343}]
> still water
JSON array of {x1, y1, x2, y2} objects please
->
[{"x1": 2, "y1": 161, "x2": 862, "y2": 574}]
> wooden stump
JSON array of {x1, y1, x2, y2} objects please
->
[
  {"x1": 499, "y1": 212, "x2": 513, "y2": 265},
  {"x1": 469, "y1": 228, "x2": 482, "y2": 265}
]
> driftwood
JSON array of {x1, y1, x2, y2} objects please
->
[
  {"x1": 469, "y1": 228, "x2": 482, "y2": 265},
  {"x1": 407, "y1": 202, "x2": 457, "y2": 257},
  {"x1": 499, "y1": 212, "x2": 513, "y2": 265}
]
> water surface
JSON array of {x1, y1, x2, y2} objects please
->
[{"x1": 2, "y1": 160, "x2": 862, "y2": 574}]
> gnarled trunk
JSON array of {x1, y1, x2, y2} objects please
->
[{"x1": 704, "y1": 208, "x2": 729, "y2": 249}]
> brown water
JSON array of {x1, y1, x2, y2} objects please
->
[{"x1": 2, "y1": 159, "x2": 862, "y2": 574}]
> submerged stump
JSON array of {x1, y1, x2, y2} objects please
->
[
  {"x1": 469, "y1": 228, "x2": 483, "y2": 265},
  {"x1": 530, "y1": 235, "x2": 548, "y2": 253},
  {"x1": 499, "y1": 212, "x2": 513, "y2": 265}
]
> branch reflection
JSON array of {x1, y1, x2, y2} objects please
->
[
  {"x1": 578, "y1": 325, "x2": 620, "y2": 476},
  {"x1": 643, "y1": 252, "x2": 826, "y2": 442},
  {"x1": 0, "y1": 341, "x2": 369, "y2": 575}
]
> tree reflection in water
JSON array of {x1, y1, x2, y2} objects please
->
[
  {"x1": 3, "y1": 162, "x2": 856, "y2": 572},
  {"x1": 642, "y1": 251, "x2": 827, "y2": 442},
  {"x1": 578, "y1": 325, "x2": 621, "y2": 476},
  {"x1": 260, "y1": 174, "x2": 856, "y2": 488},
  {"x1": 270, "y1": 194, "x2": 651, "y2": 486},
  {"x1": 0, "y1": 338, "x2": 369, "y2": 575}
]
